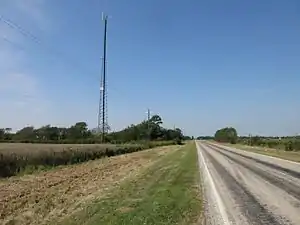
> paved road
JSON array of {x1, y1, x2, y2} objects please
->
[{"x1": 196, "y1": 141, "x2": 300, "y2": 225}]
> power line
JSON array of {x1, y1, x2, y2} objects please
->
[
  {"x1": 0, "y1": 14, "x2": 131, "y2": 99},
  {"x1": 0, "y1": 35, "x2": 26, "y2": 51},
  {"x1": 1, "y1": 33, "x2": 129, "y2": 103},
  {"x1": 0, "y1": 15, "x2": 41, "y2": 44},
  {"x1": 0, "y1": 14, "x2": 97, "y2": 77},
  {"x1": 1, "y1": 12, "x2": 137, "y2": 133}
]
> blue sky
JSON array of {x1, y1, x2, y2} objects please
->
[{"x1": 0, "y1": 0, "x2": 299, "y2": 136}]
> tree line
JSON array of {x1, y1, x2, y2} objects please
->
[
  {"x1": 196, "y1": 136, "x2": 214, "y2": 140},
  {"x1": 0, "y1": 115, "x2": 189, "y2": 144},
  {"x1": 213, "y1": 127, "x2": 300, "y2": 151}
]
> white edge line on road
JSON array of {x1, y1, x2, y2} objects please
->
[
  {"x1": 211, "y1": 142, "x2": 300, "y2": 166},
  {"x1": 196, "y1": 141, "x2": 230, "y2": 225}
]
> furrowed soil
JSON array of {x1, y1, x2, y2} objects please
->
[{"x1": 0, "y1": 145, "x2": 180, "y2": 225}]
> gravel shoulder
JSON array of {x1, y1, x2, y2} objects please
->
[{"x1": 196, "y1": 141, "x2": 300, "y2": 225}]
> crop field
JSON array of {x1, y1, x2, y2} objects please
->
[
  {"x1": 0, "y1": 144, "x2": 202, "y2": 225},
  {"x1": 0, "y1": 143, "x2": 116, "y2": 153},
  {"x1": 0, "y1": 142, "x2": 175, "y2": 177}
]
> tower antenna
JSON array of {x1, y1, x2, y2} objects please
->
[{"x1": 97, "y1": 12, "x2": 109, "y2": 142}]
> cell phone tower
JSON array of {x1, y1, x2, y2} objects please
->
[{"x1": 97, "y1": 13, "x2": 109, "y2": 142}]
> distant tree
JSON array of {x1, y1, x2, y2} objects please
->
[
  {"x1": 214, "y1": 127, "x2": 238, "y2": 144},
  {"x1": 58, "y1": 127, "x2": 68, "y2": 140},
  {"x1": 149, "y1": 115, "x2": 163, "y2": 125},
  {"x1": 4, "y1": 128, "x2": 12, "y2": 140},
  {"x1": 250, "y1": 136, "x2": 262, "y2": 146},
  {"x1": 14, "y1": 126, "x2": 36, "y2": 140},
  {"x1": 0, "y1": 129, "x2": 4, "y2": 140},
  {"x1": 0, "y1": 128, "x2": 13, "y2": 140},
  {"x1": 67, "y1": 122, "x2": 90, "y2": 140},
  {"x1": 35, "y1": 125, "x2": 60, "y2": 141},
  {"x1": 197, "y1": 136, "x2": 214, "y2": 140}
]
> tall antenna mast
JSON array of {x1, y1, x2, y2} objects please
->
[{"x1": 98, "y1": 13, "x2": 109, "y2": 142}]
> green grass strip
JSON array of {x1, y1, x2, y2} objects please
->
[{"x1": 58, "y1": 143, "x2": 202, "y2": 225}]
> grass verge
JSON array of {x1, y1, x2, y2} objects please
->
[
  {"x1": 58, "y1": 143, "x2": 202, "y2": 225},
  {"x1": 0, "y1": 145, "x2": 178, "y2": 225},
  {"x1": 221, "y1": 143, "x2": 300, "y2": 163}
]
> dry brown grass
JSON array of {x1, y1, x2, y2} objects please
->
[
  {"x1": 0, "y1": 143, "x2": 115, "y2": 154},
  {"x1": 0, "y1": 145, "x2": 178, "y2": 225},
  {"x1": 0, "y1": 143, "x2": 147, "y2": 177}
]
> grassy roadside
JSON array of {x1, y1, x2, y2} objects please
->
[
  {"x1": 57, "y1": 143, "x2": 202, "y2": 225},
  {"x1": 1, "y1": 146, "x2": 181, "y2": 225},
  {"x1": 220, "y1": 143, "x2": 300, "y2": 163}
]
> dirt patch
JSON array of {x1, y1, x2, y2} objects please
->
[
  {"x1": 117, "y1": 206, "x2": 134, "y2": 213},
  {"x1": 0, "y1": 146, "x2": 178, "y2": 225}
]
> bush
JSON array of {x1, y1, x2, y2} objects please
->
[
  {"x1": 230, "y1": 139, "x2": 237, "y2": 144},
  {"x1": 293, "y1": 141, "x2": 300, "y2": 151},
  {"x1": 267, "y1": 140, "x2": 278, "y2": 148},
  {"x1": 284, "y1": 141, "x2": 294, "y2": 151}
]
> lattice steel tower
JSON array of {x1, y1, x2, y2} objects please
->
[{"x1": 97, "y1": 13, "x2": 109, "y2": 142}]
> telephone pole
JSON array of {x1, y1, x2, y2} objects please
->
[
  {"x1": 97, "y1": 13, "x2": 109, "y2": 143},
  {"x1": 147, "y1": 108, "x2": 151, "y2": 121},
  {"x1": 147, "y1": 109, "x2": 151, "y2": 141},
  {"x1": 249, "y1": 133, "x2": 252, "y2": 146}
]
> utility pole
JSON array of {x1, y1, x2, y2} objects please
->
[
  {"x1": 147, "y1": 108, "x2": 151, "y2": 121},
  {"x1": 97, "y1": 13, "x2": 109, "y2": 143},
  {"x1": 147, "y1": 109, "x2": 151, "y2": 141},
  {"x1": 249, "y1": 133, "x2": 252, "y2": 146}
]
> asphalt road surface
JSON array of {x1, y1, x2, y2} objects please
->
[{"x1": 196, "y1": 141, "x2": 300, "y2": 225}]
